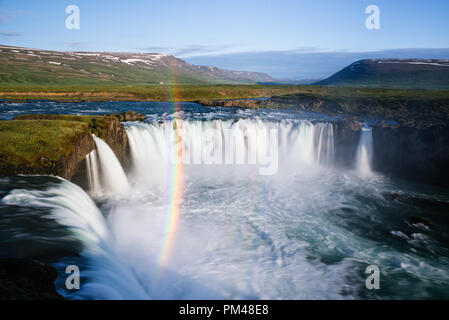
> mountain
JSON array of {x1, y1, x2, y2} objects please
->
[
  {"x1": 0, "y1": 45, "x2": 275, "y2": 85},
  {"x1": 185, "y1": 48, "x2": 449, "y2": 80},
  {"x1": 314, "y1": 59, "x2": 449, "y2": 90}
]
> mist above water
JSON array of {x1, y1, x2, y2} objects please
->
[{"x1": 2, "y1": 112, "x2": 449, "y2": 300}]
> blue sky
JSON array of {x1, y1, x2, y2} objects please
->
[
  {"x1": 1, "y1": 0, "x2": 449, "y2": 78},
  {"x1": 1, "y1": 0, "x2": 448, "y2": 55}
]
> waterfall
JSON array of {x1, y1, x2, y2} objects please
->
[
  {"x1": 125, "y1": 119, "x2": 334, "y2": 183},
  {"x1": 2, "y1": 178, "x2": 149, "y2": 299},
  {"x1": 314, "y1": 123, "x2": 334, "y2": 167},
  {"x1": 92, "y1": 135, "x2": 129, "y2": 194},
  {"x1": 356, "y1": 125, "x2": 374, "y2": 177},
  {"x1": 86, "y1": 150, "x2": 101, "y2": 195}
]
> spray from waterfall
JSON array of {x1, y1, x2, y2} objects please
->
[
  {"x1": 92, "y1": 135, "x2": 129, "y2": 195},
  {"x1": 2, "y1": 178, "x2": 149, "y2": 299},
  {"x1": 356, "y1": 125, "x2": 374, "y2": 177},
  {"x1": 125, "y1": 119, "x2": 335, "y2": 183},
  {"x1": 124, "y1": 119, "x2": 336, "y2": 282}
]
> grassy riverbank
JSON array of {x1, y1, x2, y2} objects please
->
[
  {"x1": 2, "y1": 84, "x2": 449, "y2": 105},
  {"x1": 0, "y1": 113, "x2": 139, "y2": 177},
  {"x1": 0, "y1": 119, "x2": 89, "y2": 168},
  {"x1": 0, "y1": 84, "x2": 307, "y2": 102},
  {"x1": 195, "y1": 86, "x2": 449, "y2": 127}
]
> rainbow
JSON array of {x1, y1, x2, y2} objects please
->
[{"x1": 156, "y1": 70, "x2": 184, "y2": 270}]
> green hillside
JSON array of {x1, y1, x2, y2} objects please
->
[
  {"x1": 0, "y1": 45, "x2": 275, "y2": 86},
  {"x1": 315, "y1": 59, "x2": 449, "y2": 90}
]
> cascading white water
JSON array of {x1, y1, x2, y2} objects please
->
[
  {"x1": 92, "y1": 135, "x2": 129, "y2": 194},
  {"x1": 314, "y1": 123, "x2": 334, "y2": 167},
  {"x1": 356, "y1": 125, "x2": 374, "y2": 177},
  {"x1": 2, "y1": 178, "x2": 149, "y2": 299},
  {"x1": 3, "y1": 116, "x2": 447, "y2": 300},
  {"x1": 86, "y1": 150, "x2": 101, "y2": 195},
  {"x1": 1, "y1": 119, "x2": 354, "y2": 300},
  {"x1": 125, "y1": 119, "x2": 335, "y2": 185}
]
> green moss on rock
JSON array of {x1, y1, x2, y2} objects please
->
[
  {"x1": 0, "y1": 111, "x2": 139, "y2": 178},
  {"x1": 0, "y1": 120, "x2": 89, "y2": 168},
  {"x1": 14, "y1": 114, "x2": 112, "y2": 137}
]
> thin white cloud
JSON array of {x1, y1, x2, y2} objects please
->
[
  {"x1": 0, "y1": 31, "x2": 22, "y2": 37},
  {"x1": 140, "y1": 44, "x2": 245, "y2": 58},
  {"x1": 0, "y1": 9, "x2": 34, "y2": 24}
]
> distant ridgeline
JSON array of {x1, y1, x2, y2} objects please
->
[
  {"x1": 315, "y1": 59, "x2": 449, "y2": 90},
  {"x1": 0, "y1": 45, "x2": 275, "y2": 85}
]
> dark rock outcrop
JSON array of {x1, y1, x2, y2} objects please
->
[
  {"x1": 96, "y1": 115, "x2": 128, "y2": 164},
  {"x1": 1, "y1": 111, "x2": 145, "y2": 180},
  {"x1": 0, "y1": 120, "x2": 94, "y2": 180},
  {"x1": 197, "y1": 99, "x2": 264, "y2": 109},
  {"x1": 372, "y1": 124, "x2": 449, "y2": 186},
  {"x1": 268, "y1": 94, "x2": 347, "y2": 113},
  {"x1": 333, "y1": 119, "x2": 362, "y2": 168},
  {"x1": 0, "y1": 132, "x2": 94, "y2": 180},
  {"x1": 0, "y1": 259, "x2": 64, "y2": 300},
  {"x1": 47, "y1": 131, "x2": 94, "y2": 180},
  {"x1": 109, "y1": 111, "x2": 146, "y2": 122},
  {"x1": 200, "y1": 94, "x2": 449, "y2": 186},
  {"x1": 332, "y1": 119, "x2": 449, "y2": 187},
  {"x1": 254, "y1": 92, "x2": 449, "y2": 187},
  {"x1": 8, "y1": 115, "x2": 127, "y2": 179}
]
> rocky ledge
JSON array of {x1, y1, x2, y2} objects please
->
[
  {"x1": 0, "y1": 111, "x2": 145, "y2": 180},
  {"x1": 109, "y1": 110, "x2": 146, "y2": 122},
  {"x1": 196, "y1": 99, "x2": 264, "y2": 109},
  {"x1": 198, "y1": 88, "x2": 449, "y2": 128},
  {"x1": 331, "y1": 118, "x2": 449, "y2": 187},
  {"x1": 199, "y1": 90, "x2": 449, "y2": 187},
  {"x1": 0, "y1": 259, "x2": 64, "y2": 300}
]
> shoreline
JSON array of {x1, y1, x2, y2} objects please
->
[
  {"x1": 2, "y1": 85, "x2": 449, "y2": 104},
  {"x1": 0, "y1": 112, "x2": 145, "y2": 180},
  {"x1": 0, "y1": 84, "x2": 307, "y2": 103},
  {"x1": 1, "y1": 87, "x2": 449, "y2": 187}
]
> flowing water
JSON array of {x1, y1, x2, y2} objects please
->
[
  {"x1": 92, "y1": 135, "x2": 129, "y2": 195},
  {"x1": 86, "y1": 150, "x2": 101, "y2": 196},
  {"x1": 1, "y1": 101, "x2": 449, "y2": 299},
  {"x1": 356, "y1": 125, "x2": 374, "y2": 177}
]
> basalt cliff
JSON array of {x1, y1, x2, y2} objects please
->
[
  {"x1": 0, "y1": 111, "x2": 145, "y2": 180},
  {"x1": 198, "y1": 90, "x2": 449, "y2": 187}
]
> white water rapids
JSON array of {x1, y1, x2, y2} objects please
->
[
  {"x1": 90, "y1": 135, "x2": 129, "y2": 195},
  {"x1": 355, "y1": 125, "x2": 374, "y2": 177},
  {"x1": 125, "y1": 119, "x2": 335, "y2": 187},
  {"x1": 7, "y1": 118, "x2": 446, "y2": 299}
]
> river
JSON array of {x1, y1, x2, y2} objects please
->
[{"x1": 1, "y1": 101, "x2": 448, "y2": 299}]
